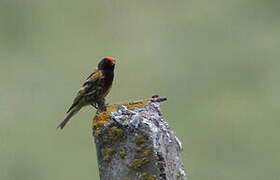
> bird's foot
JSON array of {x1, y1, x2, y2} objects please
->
[{"x1": 97, "y1": 98, "x2": 107, "y2": 112}]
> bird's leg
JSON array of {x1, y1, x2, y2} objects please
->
[{"x1": 97, "y1": 98, "x2": 106, "y2": 112}]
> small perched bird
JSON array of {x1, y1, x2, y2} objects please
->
[{"x1": 57, "y1": 57, "x2": 116, "y2": 130}]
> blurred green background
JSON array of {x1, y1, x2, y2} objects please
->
[{"x1": 0, "y1": 0, "x2": 279, "y2": 179}]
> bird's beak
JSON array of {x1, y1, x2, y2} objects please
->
[{"x1": 111, "y1": 61, "x2": 115, "y2": 65}]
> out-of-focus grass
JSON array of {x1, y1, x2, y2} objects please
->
[{"x1": 0, "y1": 0, "x2": 280, "y2": 180}]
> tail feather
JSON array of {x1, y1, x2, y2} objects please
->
[
  {"x1": 66, "y1": 102, "x2": 78, "y2": 113},
  {"x1": 57, "y1": 106, "x2": 81, "y2": 130}
]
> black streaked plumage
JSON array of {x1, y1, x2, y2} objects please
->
[{"x1": 57, "y1": 57, "x2": 115, "y2": 130}]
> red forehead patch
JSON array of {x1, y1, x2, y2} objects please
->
[{"x1": 106, "y1": 57, "x2": 115, "y2": 62}]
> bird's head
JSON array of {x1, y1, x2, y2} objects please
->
[{"x1": 98, "y1": 57, "x2": 116, "y2": 71}]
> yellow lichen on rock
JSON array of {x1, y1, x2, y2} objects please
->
[
  {"x1": 103, "y1": 147, "x2": 115, "y2": 162},
  {"x1": 119, "y1": 151, "x2": 126, "y2": 159},
  {"x1": 93, "y1": 104, "x2": 117, "y2": 127},
  {"x1": 140, "y1": 173, "x2": 157, "y2": 180},
  {"x1": 124, "y1": 100, "x2": 149, "y2": 110},
  {"x1": 108, "y1": 126, "x2": 123, "y2": 141},
  {"x1": 143, "y1": 149, "x2": 153, "y2": 157},
  {"x1": 128, "y1": 157, "x2": 149, "y2": 170},
  {"x1": 93, "y1": 100, "x2": 150, "y2": 127}
]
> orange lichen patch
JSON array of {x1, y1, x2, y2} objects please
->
[
  {"x1": 106, "y1": 104, "x2": 118, "y2": 112},
  {"x1": 93, "y1": 104, "x2": 117, "y2": 127},
  {"x1": 93, "y1": 111, "x2": 110, "y2": 127},
  {"x1": 106, "y1": 100, "x2": 149, "y2": 110},
  {"x1": 93, "y1": 100, "x2": 150, "y2": 127},
  {"x1": 124, "y1": 100, "x2": 149, "y2": 110}
]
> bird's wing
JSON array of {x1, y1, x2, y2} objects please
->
[
  {"x1": 84, "y1": 68, "x2": 102, "y2": 83},
  {"x1": 66, "y1": 70, "x2": 103, "y2": 113}
]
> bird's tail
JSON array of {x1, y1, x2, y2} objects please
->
[{"x1": 57, "y1": 105, "x2": 81, "y2": 130}]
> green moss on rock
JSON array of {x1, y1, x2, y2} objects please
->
[
  {"x1": 135, "y1": 146, "x2": 143, "y2": 153},
  {"x1": 143, "y1": 149, "x2": 153, "y2": 157},
  {"x1": 128, "y1": 157, "x2": 149, "y2": 170},
  {"x1": 119, "y1": 151, "x2": 126, "y2": 159},
  {"x1": 108, "y1": 126, "x2": 123, "y2": 141},
  {"x1": 140, "y1": 173, "x2": 148, "y2": 180},
  {"x1": 140, "y1": 173, "x2": 157, "y2": 180},
  {"x1": 103, "y1": 147, "x2": 115, "y2": 162},
  {"x1": 148, "y1": 175, "x2": 157, "y2": 180}
]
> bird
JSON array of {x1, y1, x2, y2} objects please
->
[{"x1": 57, "y1": 57, "x2": 116, "y2": 130}]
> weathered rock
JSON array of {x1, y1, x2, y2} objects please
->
[{"x1": 93, "y1": 98, "x2": 186, "y2": 180}]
